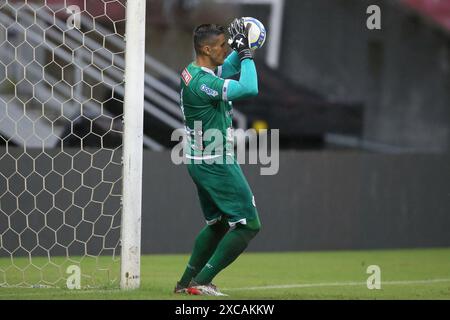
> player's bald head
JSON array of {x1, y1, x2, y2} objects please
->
[{"x1": 193, "y1": 24, "x2": 226, "y2": 56}]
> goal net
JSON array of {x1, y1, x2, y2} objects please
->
[{"x1": 0, "y1": 0, "x2": 145, "y2": 289}]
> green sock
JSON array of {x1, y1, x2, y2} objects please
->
[
  {"x1": 178, "y1": 219, "x2": 229, "y2": 287},
  {"x1": 193, "y1": 217, "x2": 261, "y2": 285}
]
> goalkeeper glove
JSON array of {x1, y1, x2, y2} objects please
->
[
  {"x1": 228, "y1": 18, "x2": 242, "y2": 39},
  {"x1": 227, "y1": 18, "x2": 253, "y2": 61}
]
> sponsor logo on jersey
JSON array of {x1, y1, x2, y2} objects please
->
[
  {"x1": 181, "y1": 68, "x2": 192, "y2": 86},
  {"x1": 200, "y1": 84, "x2": 218, "y2": 97}
]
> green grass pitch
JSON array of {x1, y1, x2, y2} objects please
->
[{"x1": 0, "y1": 248, "x2": 449, "y2": 299}]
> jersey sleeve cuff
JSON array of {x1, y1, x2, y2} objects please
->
[{"x1": 223, "y1": 79, "x2": 230, "y2": 102}]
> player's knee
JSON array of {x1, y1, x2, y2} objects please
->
[
  {"x1": 240, "y1": 218, "x2": 260, "y2": 239},
  {"x1": 247, "y1": 217, "x2": 261, "y2": 234}
]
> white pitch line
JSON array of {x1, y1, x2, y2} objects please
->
[
  {"x1": 0, "y1": 289, "x2": 121, "y2": 298},
  {"x1": 223, "y1": 278, "x2": 450, "y2": 291}
]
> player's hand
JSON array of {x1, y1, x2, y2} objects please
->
[
  {"x1": 228, "y1": 18, "x2": 242, "y2": 40},
  {"x1": 227, "y1": 18, "x2": 253, "y2": 61}
]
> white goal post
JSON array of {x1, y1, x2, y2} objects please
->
[
  {"x1": 0, "y1": 0, "x2": 145, "y2": 290},
  {"x1": 120, "y1": 0, "x2": 146, "y2": 290}
]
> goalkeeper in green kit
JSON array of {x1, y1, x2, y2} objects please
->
[{"x1": 174, "y1": 19, "x2": 261, "y2": 296}]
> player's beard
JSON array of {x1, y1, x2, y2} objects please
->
[
  {"x1": 219, "y1": 52, "x2": 227, "y2": 65},
  {"x1": 212, "y1": 55, "x2": 225, "y2": 67}
]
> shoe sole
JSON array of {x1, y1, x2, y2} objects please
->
[{"x1": 186, "y1": 287, "x2": 202, "y2": 295}]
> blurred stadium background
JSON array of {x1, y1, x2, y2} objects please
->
[{"x1": 0, "y1": 0, "x2": 449, "y2": 298}]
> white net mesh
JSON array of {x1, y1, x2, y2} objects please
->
[{"x1": 0, "y1": 0, "x2": 127, "y2": 288}]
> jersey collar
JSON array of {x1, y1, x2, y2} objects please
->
[{"x1": 200, "y1": 66, "x2": 216, "y2": 76}]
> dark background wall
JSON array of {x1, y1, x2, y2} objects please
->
[{"x1": 143, "y1": 151, "x2": 450, "y2": 253}]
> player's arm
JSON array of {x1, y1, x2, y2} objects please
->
[
  {"x1": 223, "y1": 18, "x2": 258, "y2": 101},
  {"x1": 216, "y1": 51, "x2": 240, "y2": 78},
  {"x1": 193, "y1": 61, "x2": 257, "y2": 103},
  {"x1": 223, "y1": 59, "x2": 258, "y2": 101}
]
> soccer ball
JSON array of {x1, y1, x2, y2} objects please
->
[{"x1": 242, "y1": 17, "x2": 266, "y2": 50}]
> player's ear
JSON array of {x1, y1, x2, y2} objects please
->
[{"x1": 203, "y1": 45, "x2": 212, "y2": 56}]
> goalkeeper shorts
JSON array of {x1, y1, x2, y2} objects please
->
[{"x1": 187, "y1": 155, "x2": 259, "y2": 227}]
